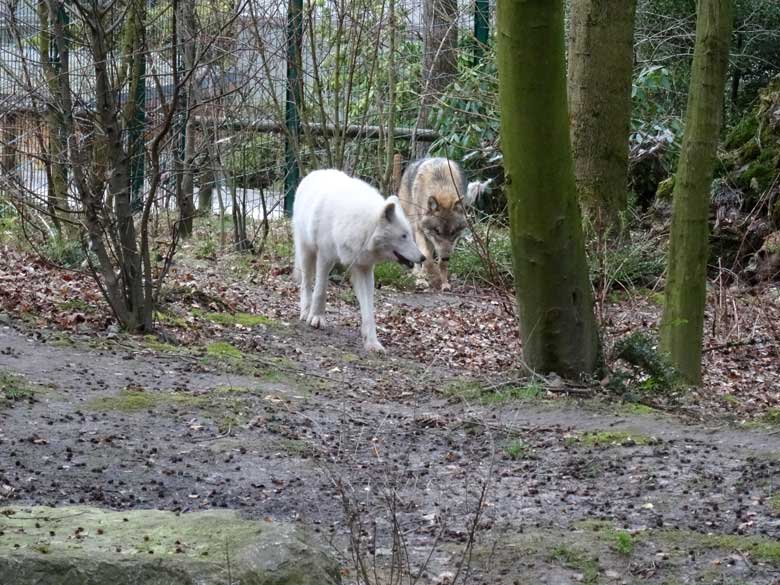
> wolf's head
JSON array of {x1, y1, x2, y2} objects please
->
[
  {"x1": 419, "y1": 193, "x2": 470, "y2": 262},
  {"x1": 372, "y1": 196, "x2": 425, "y2": 268}
]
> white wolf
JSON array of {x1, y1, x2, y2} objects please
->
[{"x1": 293, "y1": 169, "x2": 425, "y2": 352}]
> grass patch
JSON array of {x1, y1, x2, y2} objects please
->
[
  {"x1": 504, "y1": 440, "x2": 531, "y2": 461},
  {"x1": 612, "y1": 531, "x2": 635, "y2": 556},
  {"x1": 762, "y1": 408, "x2": 780, "y2": 426},
  {"x1": 88, "y1": 385, "x2": 259, "y2": 433},
  {"x1": 442, "y1": 379, "x2": 545, "y2": 404},
  {"x1": 548, "y1": 545, "x2": 600, "y2": 584},
  {"x1": 0, "y1": 371, "x2": 39, "y2": 406},
  {"x1": 206, "y1": 341, "x2": 244, "y2": 361},
  {"x1": 57, "y1": 298, "x2": 93, "y2": 313},
  {"x1": 374, "y1": 261, "x2": 415, "y2": 290},
  {"x1": 568, "y1": 430, "x2": 654, "y2": 448},
  {"x1": 659, "y1": 530, "x2": 780, "y2": 565}
]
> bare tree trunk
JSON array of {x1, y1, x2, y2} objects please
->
[
  {"x1": 496, "y1": 0, "x2": 601, "y2": 378},
  {"x1": 37, "y1": 0, "x2": 71, "y2": 236},
  {"x1": 568, "y1": 0, "x2": 638, "y2": 237},
  {"x1": 660, "y1": 0, "x2": 733, "y2": 385},
  {"x1": 415, "y1": 0, "x2": 458, "y2": 156},
  {"x1": 176, "y1": 0, "x2": 198, "y2": 238}
]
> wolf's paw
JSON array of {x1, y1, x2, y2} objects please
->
[
  {"x1": 307, "y1": 314, "x2": 326, "y2": 329},
  {"x1": 364, "y1": 339, "x2": 385, "y2": 353},
  {"x1": 441, "y1": 281, "x2": 452, "y2": 292},
  {"x1": 299, "y1": 308, "x2": 309, "y2": 321},
  {"x1": 415, "y1": 277, "x2": 429, "y2": 290}
]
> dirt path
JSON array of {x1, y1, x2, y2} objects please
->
[{"x1": 1, "y1": 320, "x2": 779, "y2": 584}]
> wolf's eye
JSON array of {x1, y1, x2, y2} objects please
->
[{"x1": 402, "y1": 234, "x2": 408, "y2": 239}]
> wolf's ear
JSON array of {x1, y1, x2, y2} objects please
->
[
  {"x1": 383, "y1": 201, "x2": 397, "y2": 222},
  {"x1": 427, "y1": 196, "x2": 439, "y2": 212}
]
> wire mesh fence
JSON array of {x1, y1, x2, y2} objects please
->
[{"x1": 0, "y1": 0, "x2": 497, "y2": 236}]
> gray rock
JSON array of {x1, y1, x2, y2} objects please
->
[{"x1": 0, "y1": 506, "x2": 341, "y2": 585}]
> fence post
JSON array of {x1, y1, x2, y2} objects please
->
[
  {"x1": 284, "y1": 0, "x2": 303, "y2": 216},
  {"x1": 473, "y1": 0, "x2": 489, "y2": 66}
]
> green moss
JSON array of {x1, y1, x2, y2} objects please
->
[
  {"x1": 620, "y1": 403, "x2": 657, "y2": 415},
  {"x1": 205, "y1": 341, "x2": 244, "y2": 361},
  {"x1": 88, "y1": 386, "x2": 208, "y2": 412},
  {"x1": 736, "y1": 138, "x2": 761, "y2": 164},
  {"x1": 142, "y1": 335, "x2": 180, "y2": 353},
  {"x1": 656, "y1": 176, "x2": 675, "y2": 200},
  {"x1": 154, "y1": 310, "x2": 189, "y2": 328},
  {"x1": 737, "y1": 160, "x2": 775, "y2": 191},
  {"x1": 195, "y1": 309, "x2": 275, "y2": 328},
  {"x1": 724, "y1": 113, "x2": 759, "y2": 150},
  {"x1": 568, "y1": 430, "x2": 653, "y2": 448}
]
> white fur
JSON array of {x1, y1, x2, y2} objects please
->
[
  {"x1": 465, "y1": 179, "x2": 492, "y2": 206},
  {"x1": 293, "y1": 169, "x2": 424, "y2": 352}
]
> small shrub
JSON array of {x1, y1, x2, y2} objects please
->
[
  {"x1": 613, "y1": 532, "x2": 635, "y2": 556},
  {"x1": 374, "y1": 261, "x2": 415, "y2": 290},
  {"x1": 612, "y1": 332, "x2": 679, "y2": 394},
  {"x1": 449, "y1": 220, "x2": 514, "y2": 287},
  {"x1": 504, "y1": 440, "x2": 530, "y2": 461},
  {"x1": 43, "y1": 237, "x2": 87, "y2": 269}
]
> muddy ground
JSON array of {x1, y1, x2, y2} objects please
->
[{"x1": 1, "y1": 280, "x2": 780, "y2": 584}]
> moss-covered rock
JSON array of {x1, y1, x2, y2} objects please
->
[
  {"x1": 720, "y1": 79, "x2": 780, "y2": 203},
  {"x1": 0, "y1": 506, "x2": 341, "y2": 585}
]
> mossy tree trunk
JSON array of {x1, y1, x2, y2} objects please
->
[
  {"x1": 567, "y1": 0, "x2": 638, "y2": 237},
  {"x1": 660, "y1": 0, "x2": 733, "y2": 385},
  {"x1": 496, "y1": 0, "x2": 601, "y2": 378}
]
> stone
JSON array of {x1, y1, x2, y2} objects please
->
[{"x1": 0, "y1": 506, "x2": 341, "y2": 585}]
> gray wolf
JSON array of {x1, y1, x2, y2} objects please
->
[
  {"x1": 398, "y1": 157, "x2": 489, "y2": 291},
  {"x1": 293, "y1": 169, "x2": 424, "y2": 352}
]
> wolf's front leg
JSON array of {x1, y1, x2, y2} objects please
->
[
  {"x1": 439, "y1": 259, "x2": 451, "y2": 292},
  {"x1": 298, "y1": 248, "x2": 316, "y2": 321},
  {"x1": 414, "y1": 229, "x2": 436, "y2": 289},
  {"x1": 352, "y1": 267, "x2": 384, "y2": 352},
  {"x1": 307, "y1": 255, "x2": 333, "y2": 329}
]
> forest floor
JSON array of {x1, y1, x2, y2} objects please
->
[{"x1": 1, "y1": 233, "x2": 780, "y2": 584}]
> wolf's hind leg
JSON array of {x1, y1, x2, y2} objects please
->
[
  {"x1": 298, "y1": 247, "x2": 316, "y2": 321},
  {"x1": 307, "y1": 255, "x2": 334, "y2": 329},
  {"x1": 352, "y1": 267, "x2": 384, "y2": 352}
]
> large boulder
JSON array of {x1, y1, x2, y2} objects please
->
[{"x1": 0, "y1": 506, "x2": 341, "y2": 585}]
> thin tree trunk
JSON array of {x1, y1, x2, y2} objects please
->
[
  {"x1": 415, "y1": 0, "x2": 458, "y2": 157},
  {"x1": 176, "y1": 0, "x2": 198, "y2": 238},
  {"x1": 568, "y1": 0, "x2": 637, "y2": 236},
  {"x1": 660, "y1": 0, "x2": 733, "y2": 385},
  {"x1": 496, "y1": 0, "x2": 601, "y2": 378}
]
